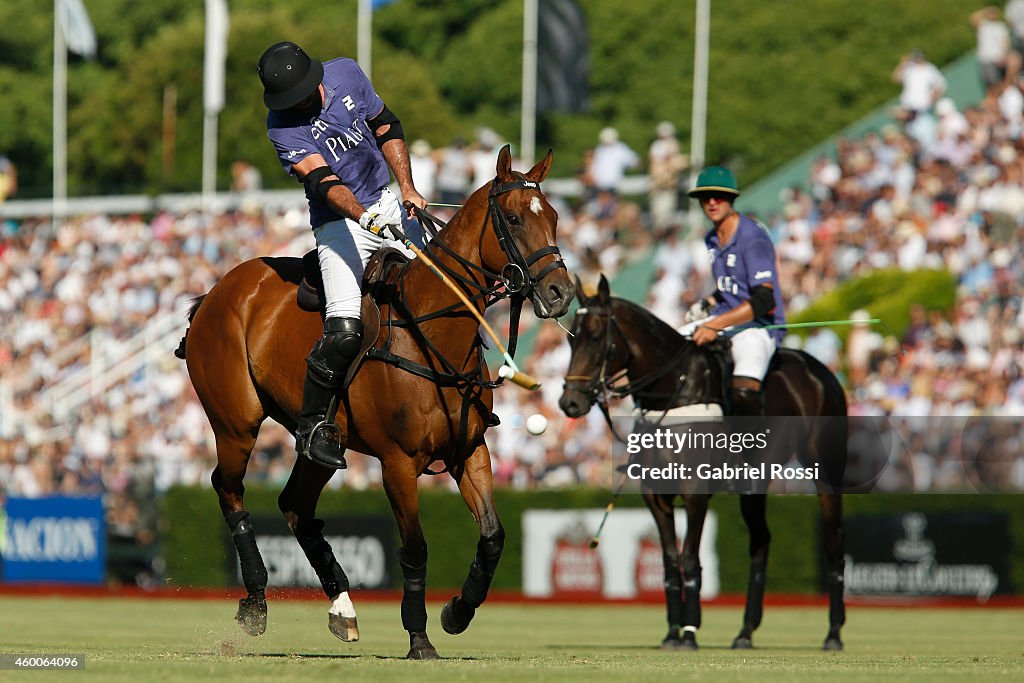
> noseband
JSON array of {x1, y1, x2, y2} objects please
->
[{"x1": 488, "y1": 178, "x2": 566, "y2": 296}]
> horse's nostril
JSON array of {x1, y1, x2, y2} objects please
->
[{"x1": 549, "y1": 284, "x2": 563, "y2": 302}]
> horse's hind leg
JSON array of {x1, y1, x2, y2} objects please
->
[
  {"x1": 381, "y1": 453, "x2": 439, "y2": 660},
  {"x1": 277, "y1": 458, "x2": 357, "y2": 642},
  {"x1": 211, "y1": 429, "x2": 270, "y2": 637},
  {"x1": 819, "y1": 493, "x2": 845, "y2": 650},
  {"x1": 733, "y1": 494, "x2": 770, "y2": 649},
  {"x1": 441, "y1": 445, "x2": 504, "y2": 638}
]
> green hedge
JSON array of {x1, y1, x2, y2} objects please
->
[
  {"x1": 789, "y1": 268, "x2": 957, "y2": 345},
  {"x1": 163, "y1": 486, "x2": 1024, "y2": 594}
]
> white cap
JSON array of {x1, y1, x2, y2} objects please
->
[{"x1": 599, "y1": 127, "x2": 619, "y2": 144}]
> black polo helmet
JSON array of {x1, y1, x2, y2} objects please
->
[{"x1": 258, "y1": 41, "x2": 324, "y2": 110}]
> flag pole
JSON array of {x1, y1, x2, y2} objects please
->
[
  {"x1": 687, "y1": 0, "x2": 710, "y2": 237},
  {"x1": 53, "y1": 0, "x2": 67, "y2": 229},
  {"x1": 358, "y1": 0, "x2": 372, "y2": 80},
  {"x1": 520, "y1": 0, "x2": 539, "y2": 166}
]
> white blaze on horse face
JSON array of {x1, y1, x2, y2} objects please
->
[
  {"x1": 530, "y1": 196, "x2": 543, "y2": 215},
  {"x1": 329, "y1": 591, "x2": 357, "y2": 618}
]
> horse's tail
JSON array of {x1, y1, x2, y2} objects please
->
[{"x1": 174, "y1": 294, "x2": 208, "y2": 360}]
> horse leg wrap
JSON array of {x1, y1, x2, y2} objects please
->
[
  {"x1": 461, "y1": 531, "x2": 504, "y2": 608},
  {"x1": 226, "y1": 511, "x2": 268, "y2": 595},
  {"x1": 828, "y1": 566, "x2": 846, "y2": 627},
  {"x1": 399, "y1": 557, "x2": 428, "y2": 633},
  {"x1": 743, "y1": 555, "x2": 768, "y2": 630},
  {"x1": 295, "y1": 518, "x2": 351, "y2": 599},
  {"x1": 663, "y1": 557, "x2": 685, "y2": 629},
  {"x1": 682, "y1": 562, "x2": 703, "y2": 629}
]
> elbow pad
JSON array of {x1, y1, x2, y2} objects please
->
[
  {"x1": 302, "y1": 166, "x2": 343, "y2": 204},
  {"x1": 748, "y1": 285, "x2": 775, "y2": 319},
  {"x1": 367, "y1": 104, "x2": 404, "y2": 145}
]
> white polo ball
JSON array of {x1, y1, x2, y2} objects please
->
[{"x1": 525, "y1": 413, "x2": 548, "y2": 435}]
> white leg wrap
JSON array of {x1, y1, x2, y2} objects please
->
[{"x1": 329, "y1": 591, "x2": 357, "y2": 618}]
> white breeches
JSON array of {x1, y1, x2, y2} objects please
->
[
  {"x1": 313, "y1": 187, "x2": 418, "y2": 319},
  {"x1": 676, "y1": 319, "x2": 776, "y2": 382}
]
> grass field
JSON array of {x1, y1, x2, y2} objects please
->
[{"x1": 0, "y1": 596, "x2": 1021, "y2": 682}]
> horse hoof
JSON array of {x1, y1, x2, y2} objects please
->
[
  {"x1": 731, "y1": 636, "x2": 753, "y2": 649},
  {"x1": 329, "y1": 614, "x2": 360, "y2": 642},
  {"x1": 440, "y1": 595, "x2": 475, "y2": 635},
  {"x1": 823, "y1": 637, "x2": 844, "y2": 651},
  {"x1": 660, "y1": 634, "x2": 698, "y2": 651},
  {"x1": 235, "y1": 595, "x2": 267, "y2": 636},
  {"x1": 406, "y1": 632, "x2": 440, "y2": 660}
]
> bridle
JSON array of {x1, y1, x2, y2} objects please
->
[
  {"x1": 562, "y1": 301, "x2": 713, "y2": 438},
  {"x1": 486, "y1": 178, "x2": 566, "y2": 296}
]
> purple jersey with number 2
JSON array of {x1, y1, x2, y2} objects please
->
[
  {"x1": 266, "y1": 58, "x2": 389, "y2": 228},
  {"x1": 705, "y1": 214, "x2": 786, "y2": 343}
]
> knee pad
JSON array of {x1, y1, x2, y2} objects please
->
[{"x1": 308, "y1": 317, "x2": 363, "y2": 384}]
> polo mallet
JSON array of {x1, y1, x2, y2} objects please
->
[
  {"x1": 374, "y1": 220, "x2": 541, "y2": 391},
  {"x1": 589, "y1": 466, "x2": 631, "y2": 548}
]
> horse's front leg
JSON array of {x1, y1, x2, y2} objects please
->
[
  {"x1": 381, "y1": 454, "x2": 439, "y2": 660},
  {"x1": 680, "y1": 493, "x2": 710, "y2": 649},
  {"x1": 640, "y1": 491, "x2": 686, "y2": 650},
  {"x1": 278, "y1": 457, "x2": 357, "y2": 641},
  {"x1": 441, "y1": 444, "x2": 503, "y2": 636}
]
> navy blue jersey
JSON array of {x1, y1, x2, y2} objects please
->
[
  {"x1": 705, "y1": 214, "x2": 786, "y2": 343},
  {"x1": 267, "y1": 58, "x2": 389, "y2": 228}
]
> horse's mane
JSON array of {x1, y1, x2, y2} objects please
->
[{"x1": 610, "y1": 296, "x2": 689, "y2": 349}]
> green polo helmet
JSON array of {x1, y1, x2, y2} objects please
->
[{"x1": 688, "y1": 166, "x2": 741, "y2": 198}]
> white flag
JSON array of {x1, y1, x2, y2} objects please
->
[
  {"x1": 204, "y1": 0, "x2": 230, "y2": 114},
  {"x1": 58, "y1": 0, "x2": 97, "y2": 58}
]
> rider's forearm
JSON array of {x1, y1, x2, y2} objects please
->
[
  {"x1": 380, "y1": 138, "x2": 417, "y2": 196},
  {"x1": 323, "y1": 183, "x2": 366, "y2": 223},
  {"x1": 703, "y1": 301, "x2": 754, "y2": 331}
]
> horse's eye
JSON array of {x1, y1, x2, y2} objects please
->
[{"x1": 506, "y1": 213, "x2": 520, "y2": 226}]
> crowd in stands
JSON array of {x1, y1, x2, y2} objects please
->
[{"x1": 4, "y1": 41, "x2": 1024, "y2": 532}]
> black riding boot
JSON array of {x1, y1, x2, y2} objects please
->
[{"x1": 296, "y1": 317, "x2": 363, "y2": 470}]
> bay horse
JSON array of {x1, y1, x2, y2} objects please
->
[
  {"x1": 558, "y1": 275, "x2": 847, "y2": 651},
  {"x1": 181, "y1": 145, "x2": 574, "y2": 659}
]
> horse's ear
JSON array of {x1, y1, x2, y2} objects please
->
[
  {"x1": 495, "y1": 144, "x2": 513, "y2": 180},
  {"x1": 597, "y1": 273, "x2": 610, "y2": 304},
  {"x1": 525, "y1": 149, "x2": 553, "y2": 182}
]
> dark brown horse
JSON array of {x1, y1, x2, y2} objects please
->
[
  {"x1": 558, "y1": 275, "x2": 847, "y2": 651},
  {"x1": 181, "y1": 145, "x2": 574, "y2": 659}
]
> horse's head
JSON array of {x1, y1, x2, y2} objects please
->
[
  {"x1": 559, "y1": 275, "x2": 731, "y2": 418},
  {"x1": 479, "y1": 145, "x2": 575, "y2": 318},
  {"x1": 559, "y1": 274, "x2": 630, "y2": 418}
]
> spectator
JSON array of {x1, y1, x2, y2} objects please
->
[
  {"x1": 891, "y1": 49, "x2": 946, "y2": 120},
  {"x1": 230, "y1": 160, "x2": 262, "y2": 194},
  {"x1": 581, "y1": 127, "x2": 639, "y2": 197},
  {"x1": 435, "y1": 136, "x2": 473, "y2": 205},
  {"x1": 647, "y1": 121, "x2": 688, "y2": 232},
  {"x1": 971, "y1": 6, "x2": 1013, "y2": 95}
]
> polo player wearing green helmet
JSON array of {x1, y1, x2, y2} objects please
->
[{"x1": 679, "y1": 166, "x2": 786, "y2": 417}]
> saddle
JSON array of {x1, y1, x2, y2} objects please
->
[{"x1": 297, "y1": 247, "x2": 410, "y2": 388}]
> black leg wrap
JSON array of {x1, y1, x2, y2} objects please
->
[
  {"x1": 828, "y1": 567, "x2": 846, "y2": 627},
  {"x1": 226, "y1": 511, "x2": 268, "y2": 594},
  {"x1": 461, "y1": 531, "x2": 504, "y2": 608},
  {"x1": 682, "y1": 564, "x2": 703, "y2": 629},
  {"x1": 743, "y1": 555, "x2": 768, "y2": 630},
  {"x1": 295, "y1": 518, "x2": 351, "y2": 599},
  {"x1": 400, "y1": 558, "x2": 428, "y2": 633},
  {"x1": 664, "y1": 559, "x2": 685, "y2": 629}
]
